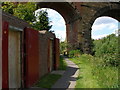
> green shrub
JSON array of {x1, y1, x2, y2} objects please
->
[
  {"x1": 69, "y1": 50, "x2": 82, "y2": 58},
  {"x1": 93, "y1": 34, "x2": 119, "y2": 67},
  {"x1": 101, "y1": 53, "x2": 119, "y2": 67}
]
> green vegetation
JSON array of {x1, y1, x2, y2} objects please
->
[
  {"x1": 34, "y1": 74, "x2": 61, "y2": 88},
  {"x1": 58, "y1": 56, "x2": 67, "y2": 70},
  {"x1": 2, "y1": 2, "x2": 52, "y2": 31},
  {"x1": 69, "y1": 34, "x2": 119, "y2": 88},
  {"x1": 70, "y1": 54, "x2": 118, "y2": 88},
  {"x1": 69, "y1": 50, "x2": 82, "y2": 58},
  {"x1": 60, "y1": 41, "x2": 68, "y2": 55},
  {"x1": 93, "y1": 34, "x2": 119, "y2": 67},
  {"x1": 32, "y1": 10, "x2": 52, "y2": 31}
]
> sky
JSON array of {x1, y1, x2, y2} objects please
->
[
  {"x1": 35, "y1": 8, "x2": 119, "y2": 41},
  {"x1": 46, "y1": 9, "x2": 66, "y2": 41},
  {"x1": 35, "y1": 8, "x2": 66, "y2": 41},
  {"x1": 92, "y1": 16, "x2": 119, "y2": 39}
]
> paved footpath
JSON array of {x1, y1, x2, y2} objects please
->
[{"x1": 51, "y1": 57, "x2": 79, "y2": 89}]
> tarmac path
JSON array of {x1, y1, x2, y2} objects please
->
[{"x1": 51, "y1": 57, "x2": 79, "y2": 89}]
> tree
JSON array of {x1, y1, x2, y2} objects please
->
[
  {"x1": 60, "y1": 40, "x2": 68, "y2": 55},
  {"x1": 32, "y1": 9, "x2": 52, "y2": 31},
  {"x1": 13, "y1": 2, "x2": 36, "y2": 24},
  {"x1": 2, "y1": 2, "x2": 52, "y2": 31},
  {"x1": 2, "y1": 2, "x2": 16, "y2": 14}
]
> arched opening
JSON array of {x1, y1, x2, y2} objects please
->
[
  {"x1": 92, "y1": 16, "x2": 119, "y2": 40},
  {"x1": 35, "y1": 8, "x2": 66, "y2": 42},
  {"x1": 91, "y1": 16, "x2": 119, "y2": 60},
  {"x1": 85, "y1": 7, "x2": 120, "y2": 54},
  {"x1": 90, "y1": 16, "x2": 119, "y2": 55},
  {"x1": 37, "y1": 2, "x2": 81, "y2": 51}
]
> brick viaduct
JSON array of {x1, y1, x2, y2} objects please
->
[
  {"x1": 0, "y1": 2, "x2": 120, "y2": 89},
  {"x1": 37, "y1": 2, "x2": 120, "y2": 54}
]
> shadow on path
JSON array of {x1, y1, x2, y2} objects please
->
[{"x1": 51, "y1": 57, "x2": 79, "y2": 89}]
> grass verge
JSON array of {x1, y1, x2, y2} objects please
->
[
  {"x1": 70, "y1": 54, "x2": 118, "y2": 88},
  {"x1": 34, "y1": 74, "x2": 61, "y2": 88},
  {"x1": 34, "y1": 56, "x2": 66, "y2": 88}
]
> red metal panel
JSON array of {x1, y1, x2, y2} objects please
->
[
  {"x1": 24, "y1": 28, "x2": 39, "y2": 88},
  {"x1": 54, "y1": 38, "x2": 60, "y2": 70},
  {"x1": 2, "y1": 21, "x2": 9, "y2": 89}
]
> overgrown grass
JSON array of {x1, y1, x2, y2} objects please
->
[
  {"x1": 58, "y1": 56, "x2": 67, "y2": 70},
  {"x1": 70, "y1": 54, "x2": 118, "y2": 88},
  {"x1": 34, "y1": 74, "x2": 61, "y2": 88}
]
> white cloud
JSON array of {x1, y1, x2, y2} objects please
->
[
  {"x1": 92, "y1": 23, "x2": 118, "y2": 39},
  {"x1": 92, "y1": 23, "x2": 106, "y2": 31},
  {"x1": 109, "y1": 23, "x2": 118, "y2": 30},
  {"x1": 92, "y1": 34, "x2": 108, "y2": 40},
  {"x1": 92, "y1": 17, "x2": 118, "y2": 32},
  {"x1": 92, "y1": 23, "x2": 118, "y2": 32},
  {"x1": 93, "y1": 16, "x2": 118, "y2": 25},
  {"x1": 92, "y1": 17, "x2": 119, "y2": 39},
  {"x1": 54, "y1": 30, "x2": 66, "y2": 41}
]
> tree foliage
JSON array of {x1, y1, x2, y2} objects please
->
[
  {"x1": 2, "y1": 2, "x2": 16, "y2": 14},
  {"x1": 69, "y1": 50, "x2": 82, "y2": 57},
  {"x1": 60, "y1": 41, "x2": 68, "y2": 54},
  {"x1": 32, "y1": 10, "x2": 52, "y2": 30},
  {"x1": 13, "y1": 2, "x2": 36, "y2": 24},
  {"x1": 2, "y1": 2, "x2": 52, "y2": 31}
]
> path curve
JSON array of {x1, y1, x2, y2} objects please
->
[{"x1": 52, "y1": 57, "x2": 79, "y2": 89}]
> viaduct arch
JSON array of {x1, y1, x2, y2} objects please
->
[{"x1": 37, "y1": 2, "x2": 120, "y2": 54}]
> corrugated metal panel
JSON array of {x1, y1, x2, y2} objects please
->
[
  {"x1": 8, "y1": 30, "x2": 21, "y2": 88},
  {"x1": 47, "y1": 39, "x2": 54, "y2": 72},
  {"x1": 2, "y1": 21, "x2": 9, "y2": 89},
  {"x1": 24, "y1": 28, "x2": 39, "y2": 88}
]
